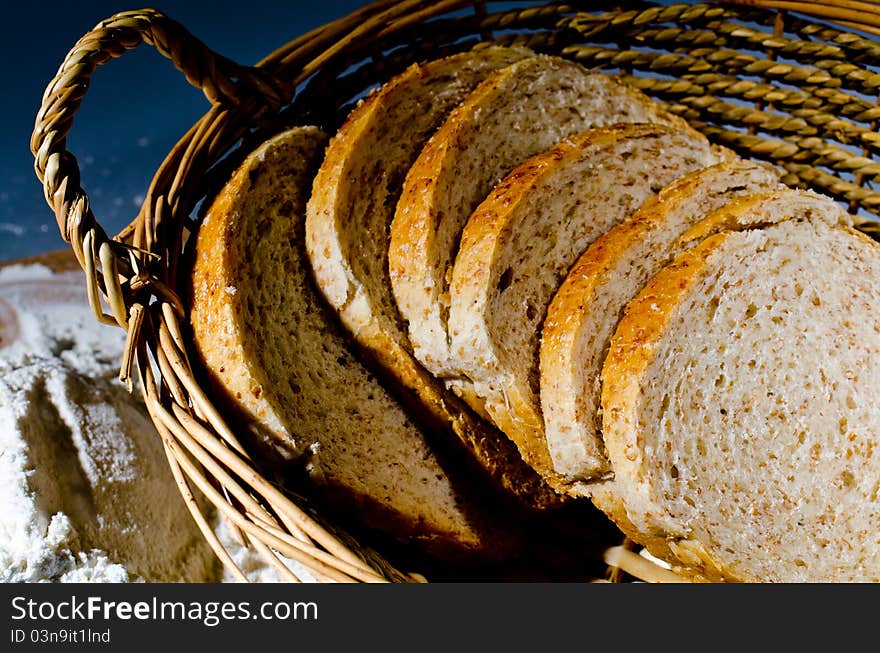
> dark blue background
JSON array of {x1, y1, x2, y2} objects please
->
[{"x1": 2, "y1": 1, "x2": 373, "y2": 261}]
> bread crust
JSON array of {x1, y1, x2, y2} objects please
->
[
  {"x1": 676, "y1": 186, "x2": 852, "y2": 246},
  {"x1": 304, "y1": 47, "x2": 561, "y2": 509},
  {"x1": 190, "y1": 132, "x2": 324, "y2": 455},
  {"x1": 598, "y1": 188, "x2": 853, "y2": 487},
  {"x1": 447, "y1": 144, "x2": 565, "y2": 478}
]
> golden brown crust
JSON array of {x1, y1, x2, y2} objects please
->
[
  {"x1": 586, "y1": 187, "x2": 861, "y2": 580},
  {"x1": 548, "y1": 209, "x2": 650, "y2": 326},
  {"x1": 601, "y1": 233, "x2": 722, "y2": 464},
  {"x1": 675, "y1": 187, "x2": 851, "y2": 248},
  {"x1": 543, "y1": 161, "x2": 763, "y2": 364},
  {"x1": 676, "y1": 193, "x2": 774, "y2": 246},
  {"x1": 388, "y1": 62, "x2": 519, "y2": 370},
  {"x1": 539, "y1": 208, "x2": 660, "y2": 469},
  {"x1": 597, "y1": 222, "x2": 879, "y2": 582},
  {"x1": 596, "y1": 231, "x2": 739, "y2": 579},
  {"x1": 308, "y1": 45, "x2": 531, "y2": 325},
  {"x1": 451, "y1": 149, "x2": 581, "y2": 479}
]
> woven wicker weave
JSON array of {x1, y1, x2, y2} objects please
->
[{"x1": 30, "y1": 0, "x2": 880, "y2": 583}]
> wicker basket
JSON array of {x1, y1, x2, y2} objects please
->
[{"x1": 30, "y1": 0, "x2": 880, "y2": 583}]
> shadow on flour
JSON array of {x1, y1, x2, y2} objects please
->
[{"x1": 19, "y1": 376, "x2": 98, "y2": 537}]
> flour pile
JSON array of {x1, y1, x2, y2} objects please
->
[{"x1": 0, "y1": 262, "x2": 298, "y2": 583}]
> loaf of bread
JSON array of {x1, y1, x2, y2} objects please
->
[
  {"x1": 181, "y1": 39, "x2": 880, "y2": 580},
  {"x1": 390, "y1": 54, "x2": 691, "y2": 411},
  {"x1": 540, "y1": 160, "x2": 783, "y2": 491},
  {"x1": 446, "y1": 123, "x2": 725, "y2": 483},
  {"x1": 188, "y1": 127, "x2": 530, "y2": 561},
  {"x1": 304, "y1": 45, "x2": 563, "y2": 510},
  {"x1": 597, "y1": 200, "x2": 878, "y2": 582}
]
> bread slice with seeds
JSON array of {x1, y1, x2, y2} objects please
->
[
  {"x1": 389, "y1": 54, "x2": 693, "y2": 401},
  {"x1": 597, "y1": 215, "x2": 880, "y2": 582},
  {"x1": 304, "y1": 46, "x2": 562, "y2": 509},
  {"x1": 447, "y1": 123, "x2": 725, "y2": 483},
  {"x1": 189, "y1": 127, "x2": 526, "y2": 561},
  {"x1": 540, "y1": 159, "x2": 782, "y2": 492}
]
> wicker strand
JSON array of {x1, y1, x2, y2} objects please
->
[
  {"x1": 721, "y1": 0, "x2": 880, "y2": 30},
  {"x1": 31, "y1": 8, "x2": 282, "y2": 253},
  {"x1": 787, "y1": 14, "x2": 880, "y2": 56},
  {"x1": 243, "y1": 533, "x2": 306, "y2": 583},
  {"x1": 567, "y1": 2, "x2": 731, "y2": 36},
  {"x1": 677, "y1": 95, "x2": 880, "y2": 156},
  {"x1": 160, "y1": 439, "x2": 250, "y2": 583},
  {"x1": 154, "y1": 311, "x2": 252, "y2": 460},
  {"x1": 603, "y1": 547, "x2": 691, "y2": 584},
  {"x1": 683, "y1": 119, "x2": 880, "y2": 210},
  {"x1": 671, "y1": 103, "x2": 872, "y2": 166},
  {"x1": 568, "y1": 5, "x2": 853, "y2": 66},
  {"x1": 158, "y1": 420, "x2": 375, "y2": 583},
  {"x1": 81, "y1": 230, "x2": 119, "y2": 327},
  {"x1": 562, "y1": 43, "x2": 854, "y2": 92},
  {"x1": 785, "y1": 161, "x2": 880, "y2": 212},
  {"x1": 136, "y1": 334, "x2": 250, "y2": 581},
  {"x1": 156, "y1": 406, "x2": 309, "y2": 552},
  {"x1": 570, "y1": 2, "x2": 880, "y2": 68},
  {"x1": 119, "y1": 303, "x2": 143, "y2": 391}
]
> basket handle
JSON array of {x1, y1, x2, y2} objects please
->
[{"x1": 30, "y1": 8, "x2": 285, "y2": 325}]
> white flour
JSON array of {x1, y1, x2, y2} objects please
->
[{"x1": 0, "y1": 263, "x2": 305, "y2": 583}]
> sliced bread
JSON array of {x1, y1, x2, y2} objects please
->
[
  {"x1": 540, "y1": 160, "x2": 783, "y2": 491},
  {"x1": 597, "y1": 216, "x2": 880, "y2": 582},
  {"x1": 447, "y1": 123, "x2": 724, "y2": 483},
  {"x1": 303, "y1": 46, "x2": 561, "y2": 509},
  {"x1": 389, "y1": 54, "x2": 692, "y2": 393},
  {"x1": 189, "y1": 127, "x2": 523, "y2": 561}
]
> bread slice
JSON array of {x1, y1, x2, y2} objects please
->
[
  {"x1": 304, "y1": 46, "x2": 561, "y2": 509},
  {"x1": 597, "y1": 216, "x2": 880, "y2": 582},
  {"x1": 189, "y1": 127, "x2": 524, "y2": 561},
  {"x1": 389, "y1": 54, "x2": 692, "y2": 394},
  {"x1": 540, "y1": 159, "x2": 783, "y2": 491},
  {"x1": 447, "y1": 123, "x2": 725, "y2": 483},
  {"x1": 588, "y1": 187, "x2": 853, "y2": 572}
]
